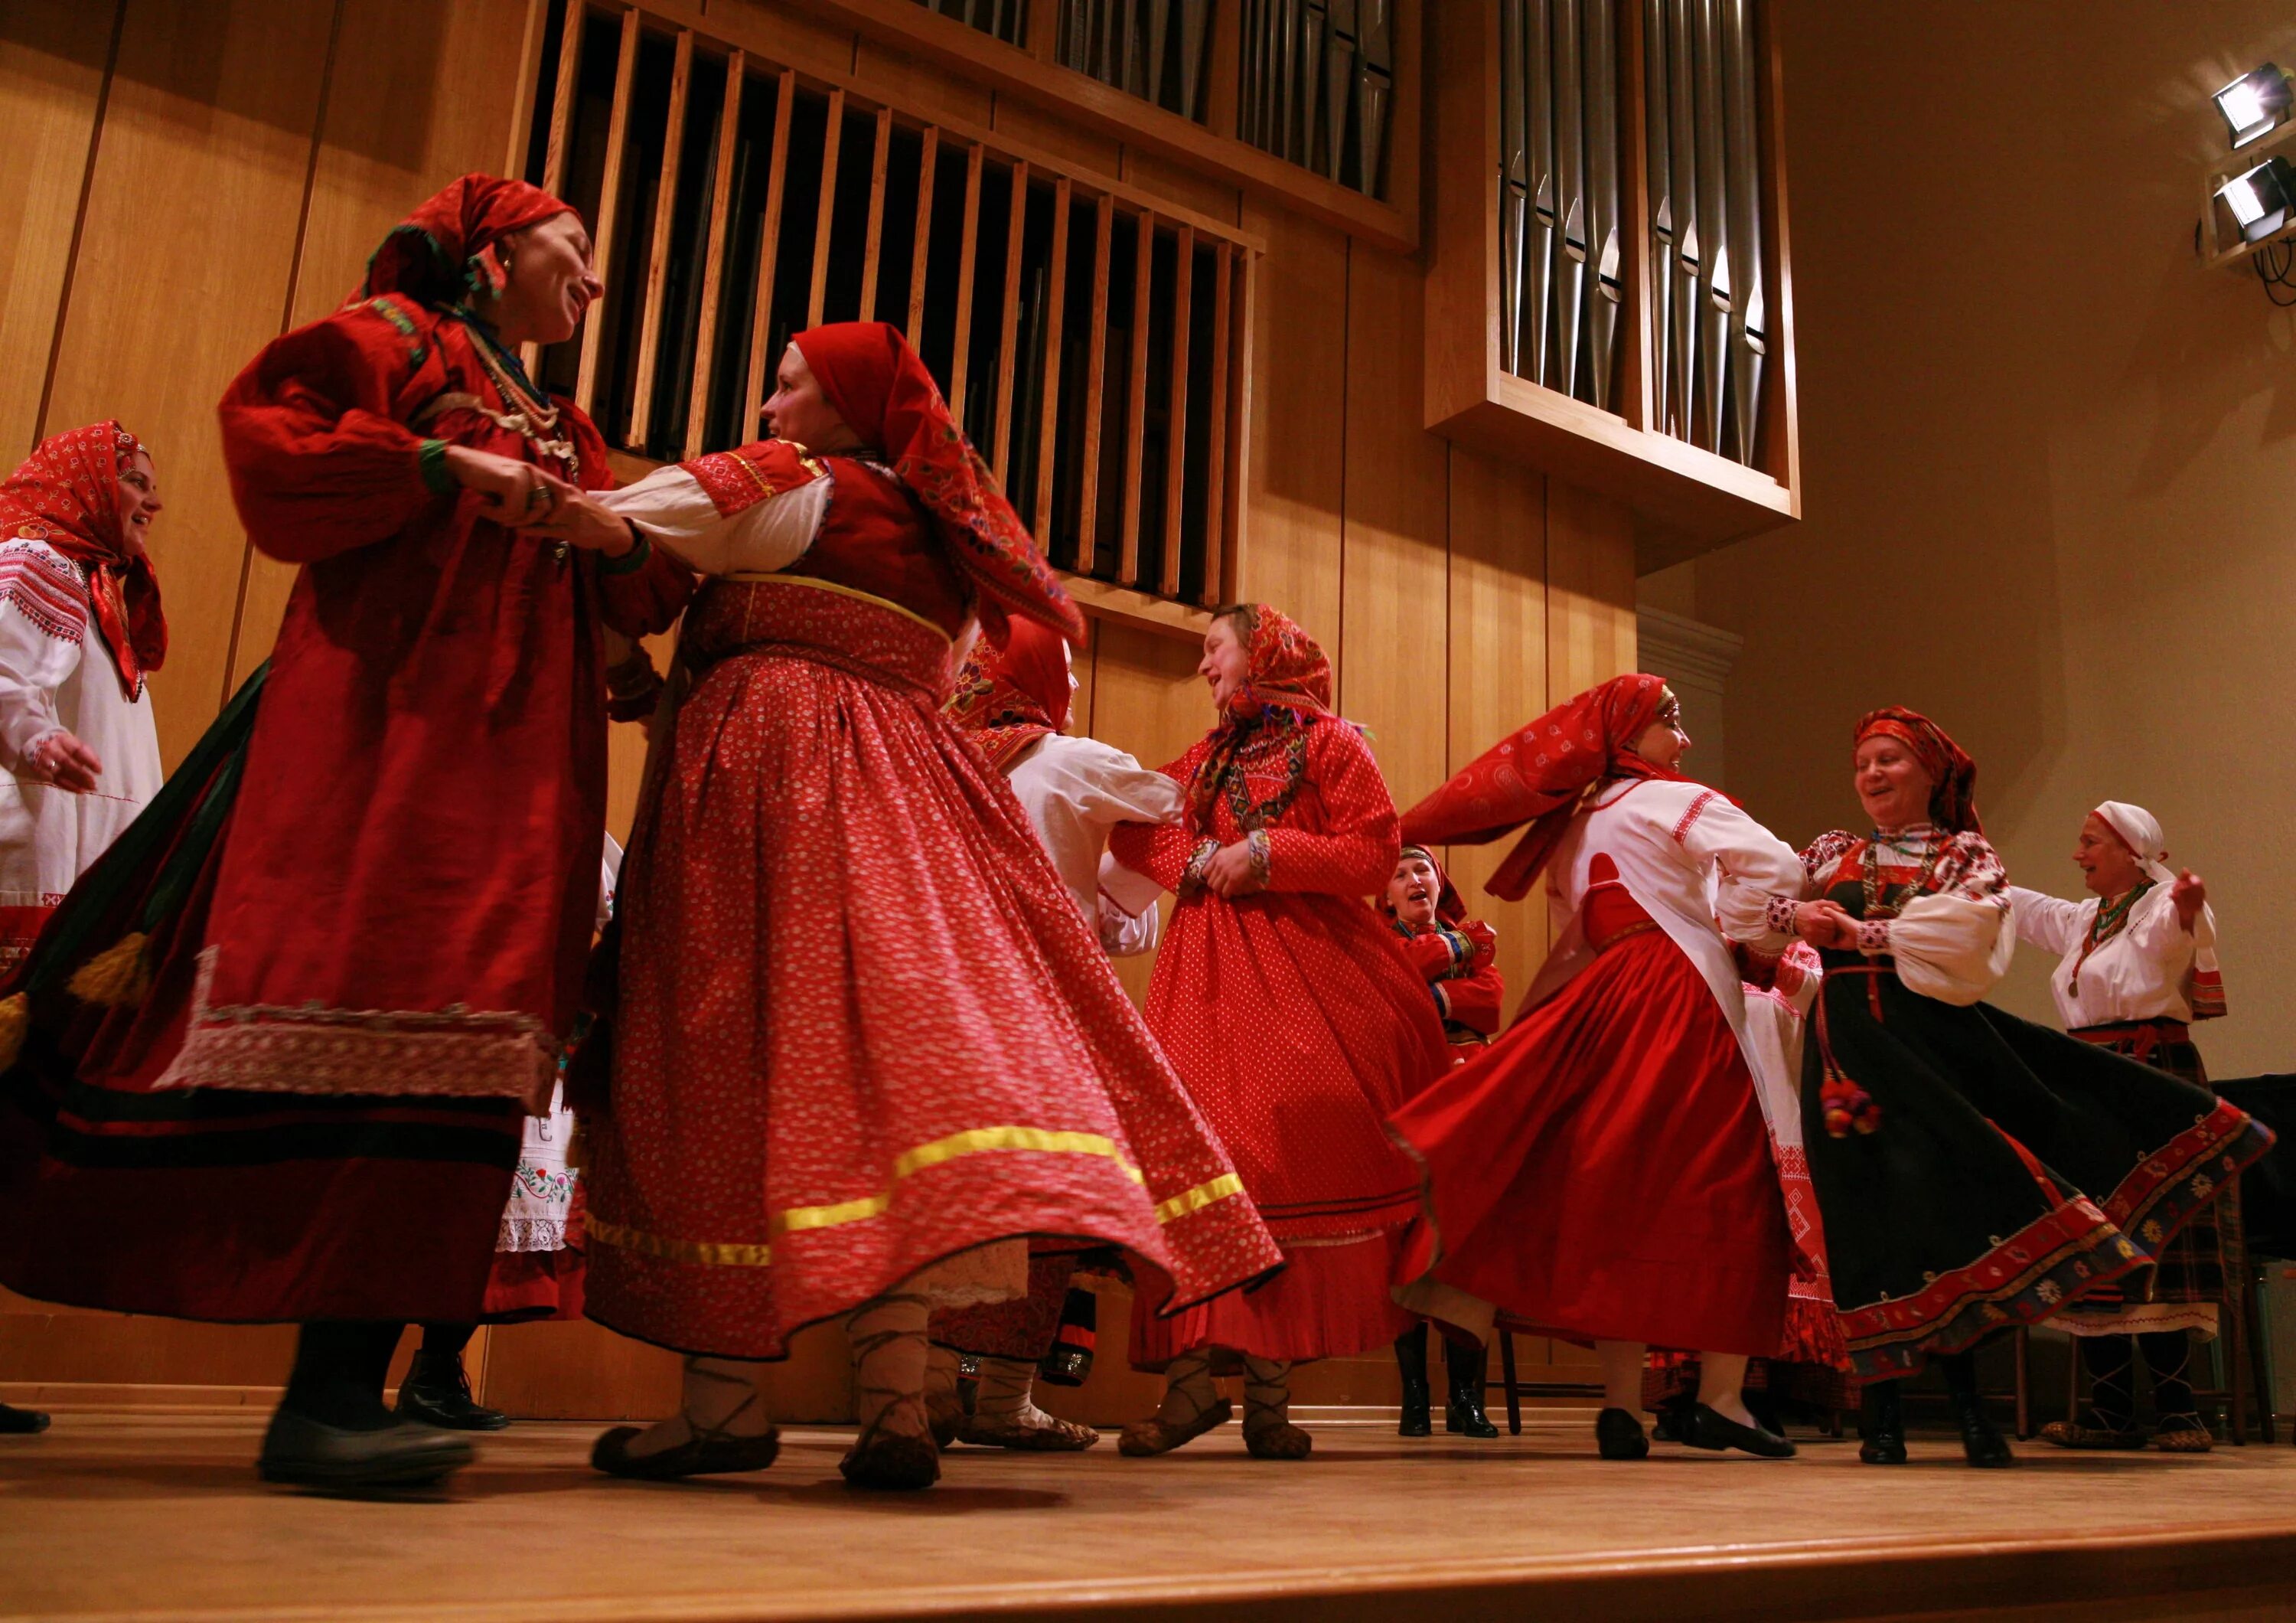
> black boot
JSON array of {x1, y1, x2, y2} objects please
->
[
  {"x1": 396, "y1": 1324, "x2": 510, "y2": 1432},
  {"x1": 263, "y1": 1322, "x2": 474, "y2": 1489},
  {"x1": 1939, "y1": 1350, "x2": 2013, "y2": 1468},
  {"x1": 1443, "y1": 1337, "x2": 1500, "y2": 1438},
  {"x1": 1595, "y1": 1406, "x2": 1649, "y2": 1460},
  {"x1": 1394, "y1": 1323, "x2": 1432, "y2": 1437},
  {"x1": 1858, "y1": 1379, "x2": 1907, "y2": 1465}
]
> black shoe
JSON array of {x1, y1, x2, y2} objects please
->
[
  {"x1": 1858, "y1": 1380, "x2": 1907, "y2": 1465},
  {"x1": 258, "y1": 1408, "x2": 474, "y2": 1489},
  {"x1": 0, "y1": 1402, "x2": 51, "y2": 1435},
  {"x1": 1683, "y1": 1402, "x2": 1796, "y2": 1458},
  {"x1": 1443, "y1": 1338, "x2": 1500, "y2": 1438},
  {"x1": 1939, "y1": 1353, "x2": 2014, "y2": 1469},
  {"x1": 1650, "y1": 1393, "x2": 1694, "y2": 1443},
  {"x1": 1395, "y1": 1324, "x2": 1432, "y2": 1437},
  {"x1": 1595, "y1": 1406, "x2": 1649, "y2": 1460},
  {"x1": 395, "y1": 1353, "x2": 510, "y2": 1432},
  {"x1": 591, "y1": 1422, "x2": 783, "y2": 1480}
]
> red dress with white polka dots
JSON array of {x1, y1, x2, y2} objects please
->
[{"x1": 1111, "y1": 719, "x2": 1450, "y2": 1365}]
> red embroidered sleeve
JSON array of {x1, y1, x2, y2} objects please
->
[
  {"x1": 680, "y1": 439, "x2": 827, "y2": 516},
  {"x1": 1262, "y1": 723, "x2": 1401, "y2": 896},
  {"x1": 1440, "y1": 955, "x2": 1505, "y2": 1037},
  {"x1": 217, "y1": 296, "x2": 450, "y2": 564}
]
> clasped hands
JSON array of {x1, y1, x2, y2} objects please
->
[
  {"x1": 444, "y1": 446, "x2": 632, "y2": 557},
  {"x1": 1794, "y1": 899, "x2": 1858, "y2": 951},
  {"x1": 1199, "y1": 840, "x2": 1265, "y2": 898}
]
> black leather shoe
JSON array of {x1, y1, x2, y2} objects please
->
[
  {"x1": 258, "y1": 1408, "x2": 474, "y2": 1488},
  {"x1": 395, "y1": 1354, "x2": 511, "y2": 1432},
  {"x1": 1443, "y1": 1338, "x2": 1500, "y2": 1438},
  {"x1": 1394, "y1": 1324, "x2": 1432, "y2": 1437},
  {"x1": 0, "y1": 1402, "x2": 51, "y2": 1435},
  {"x1": 591, "y1": 1422, "x2": 782, "y2": 1480},
  {"x1": 1859, "y1": 1379, "x2": 1907, "y2": 1465},
  {"x1": 1684, "y1": 1403, "x2": 1796, "y2": 1458},
  {"x1": 1939, "y1": 1352, "x2": 2014, "y2": 1469},
  {"x1": 1595, "y1": 1406, "x2": 1649, "y2": 1460}
]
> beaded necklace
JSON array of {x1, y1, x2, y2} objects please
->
[
  {"x1": 1859, "y1": 827, "x2": 1945, "y2": 920},
  {"x1": 444, "y1": 309, "x2": 578, "y2": 472},
  {"x1": 2068, "y1": 880, "x2": 2153, "y2": 1000}
]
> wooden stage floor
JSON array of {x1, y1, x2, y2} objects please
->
[{"x1": 5, "y1": 1411, "x2": 2295, "y2": 1622}]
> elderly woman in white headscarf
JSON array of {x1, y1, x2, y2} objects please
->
[{"x1": 2007, "y1": 800, "x2": 2227, "y2": 1453}]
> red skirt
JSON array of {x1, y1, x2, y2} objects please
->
[
  {"x1": 582, "y1": 579, "x2": 1279, "y2": 1360},
  {"x1": 1129, "y1": 887, "x2": 1448, "y2": 1367},
  {"x1": 1391, "y1": 896, "x2": 1790, "y2": 1357}
]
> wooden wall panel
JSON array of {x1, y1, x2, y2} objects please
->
[
  {"x1": 1337, "y1": 242, "x2": 1450, "y2": 812},
  {"x1": 1445, "y1": 449, "x2": 1550, "y2": 1007},
  {"x1": 1547, "y1": 479, "x2": 1639, "y2": 699},
  {"x1": 0, "y1": 0, "x2": 118, "y2": 462},
  {"x1": 1232, "y1": 201, "x2": 1343, "y2": 672},
  {"x1": 228, "y1": 0, "x2": 537, "y2": 691},
  {"x1": 37, "y1": 0, "x2": 337, "y2": 768}
]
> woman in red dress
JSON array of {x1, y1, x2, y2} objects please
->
[
  {"x1": 1380, "y1": 845, "x2": 1504, "y2": 1438},
  {"x1": 1391, "y1": 675, "x2": 1807, "y2": 1461},
  {"x1": 1107, "y1": 604, "x2": 1450, "y2": 1461},
  {"x1": 0, "y1": 176, "x2": 690, "y2": 1488},
  {"x1": 568, "y1": 323, "x2": 1278, "y2": 1491}
]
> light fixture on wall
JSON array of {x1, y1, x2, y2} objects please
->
[
  {"x1": 2217, "y1": 155, "x2": 2296, "y2": 243},
  {"x1": 2216, "y1": 65, "x2": 2293, "y2": 149}
]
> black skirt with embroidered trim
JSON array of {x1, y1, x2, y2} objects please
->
[{"x1": 1802, "y1": 910, "x2": 2272, "y2": 1381}]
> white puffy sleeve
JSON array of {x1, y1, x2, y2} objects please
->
[
  {"x1": 1097, "y1": 892, "x2": 1161, "y2": 956},
  {"x1": 1667, "y1": 786, "x2": 1805, "y2": 953},
  {"x1": 2007, "y1": 885, "x2": 2085, "y2": 957},
  {"x1": 596, "y1": 462, "x2": 830, "y2": 577},
  {"x1": 1863, "y1": 834, "x2": 2013, "y2": 1005},
  {"x1": 0, "y1": 539, "x2": 90, "y2": 772}
]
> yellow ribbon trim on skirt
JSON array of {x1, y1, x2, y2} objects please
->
[{"x1": 592, "y1": 1126, "x2": 1254, "y2": 1269}]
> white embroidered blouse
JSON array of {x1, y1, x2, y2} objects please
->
[
  {"x1": 2007, "y1": 882, "x2": 2213, "y2": 1029},
  {"x1": 0, "y1": 537, "x2": 162, "y2": 919}
]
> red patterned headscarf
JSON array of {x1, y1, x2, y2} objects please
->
[
  {"x1": 1854, "y1": 706, "x2": 1981, "y2": 835},
  {"x1": 791, "y1": 322, "x2": 1083, "y2": 647},
  {"x1": 360, "y1": 174, "x2": 576, "y2": 311},
  {"x1": 945, "y1": 616, "x2": 1072, "y2": 772},
  {"x1": 0, "y1": 421, "x2": 166, "y2": 698},
  {"x1": 1401, "y1": 673, "x2": 1682, "y2": 901},
  {"x1": 1186, "y1": 604, "x2": 1335, "y2": 833}
]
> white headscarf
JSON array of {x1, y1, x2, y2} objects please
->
[{"x1": 2092, "y1": 801, "x2": 2225, "y2": 1019}]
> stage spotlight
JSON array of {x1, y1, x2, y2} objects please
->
[
  {"x1": 2218, "y1": 155, "x2": 2296, "y2": 243},
  {"x1": 2216, "y1": 65, "x2": 2291, "y2": 149}
]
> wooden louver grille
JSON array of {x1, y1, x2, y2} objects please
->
[
  {"x1": 1494, "y1": 0, "x2": 1769, "y2": 465},
  {"x1": 1238, "y1": 0, "x2": 1392, "y2": 196},
  {"x1": 910, "y1": 0, "x2": 1029, "y2": 49},
  {"x1": 520, "y1": 0, "x2": 1254, "y2": 609}
]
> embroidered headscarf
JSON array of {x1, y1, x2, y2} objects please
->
[
  {"x1": 2092, "y1": 800, "x2": 2225, "y2": 1019},
  {"x1": 0, "y1": 422, "x2": 166, "y2": 699},
  {"x1": 360, "y1": 174, "x2": 577, "y2": 312},
  {"x1": 1854, "y1": 706, "x2": 1981, "y2": 835},
  {"x1": 791, "y1": 321, "x2": 1083, "y2": 647},
  {"x1": 945, "y1": 615, "x2": 1072, "y2": 772},
  {"x1": 1400, "y1": 673, "x2": 1683, "y2": 901},
  {"x1": 1186, "y1": 604, "x2": 1335, "y2": 834}
]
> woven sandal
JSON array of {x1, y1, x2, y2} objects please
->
[{"x1": 1117, "y1": 1396, "x2": 1233, "y2": 1457}]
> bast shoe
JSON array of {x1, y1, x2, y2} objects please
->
[{"x1": 590, "y1": 1422, "x2": 782, "y2": 1481}]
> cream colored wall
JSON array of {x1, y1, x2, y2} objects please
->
[{"x1": 1665, "y1": 0, "x2": 2296, "y2": 1079}]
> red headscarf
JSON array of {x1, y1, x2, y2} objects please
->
[
  {"x1": 791, "y1": 322, "x2": 1084, "y2": 648},
  {"x1": 360, "y1": 174, "x2": 576, "y2": 311},
  {"x1": 945, "y1": 616, "x2": 1072, "y2": 772},
  {"x1": 1186, "y1": 604, "x2": 1335, "y2": 833},
  {"x1": 0, "y1": 421, "x2": 166, "y2": 699},
  {"x1": 1401, "y1": 673, "x2": 1682, "y2": 901},
  {"x1": 1854, "y1": 706, "x2": 1981, "y2": 835}
]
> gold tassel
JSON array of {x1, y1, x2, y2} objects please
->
[
  {"x1": 67, "y1": 932, "x2": 152, "y2": 1009},
  {"x1": 0, "y1": 992, "x2": 28, "y2": 1072}
]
